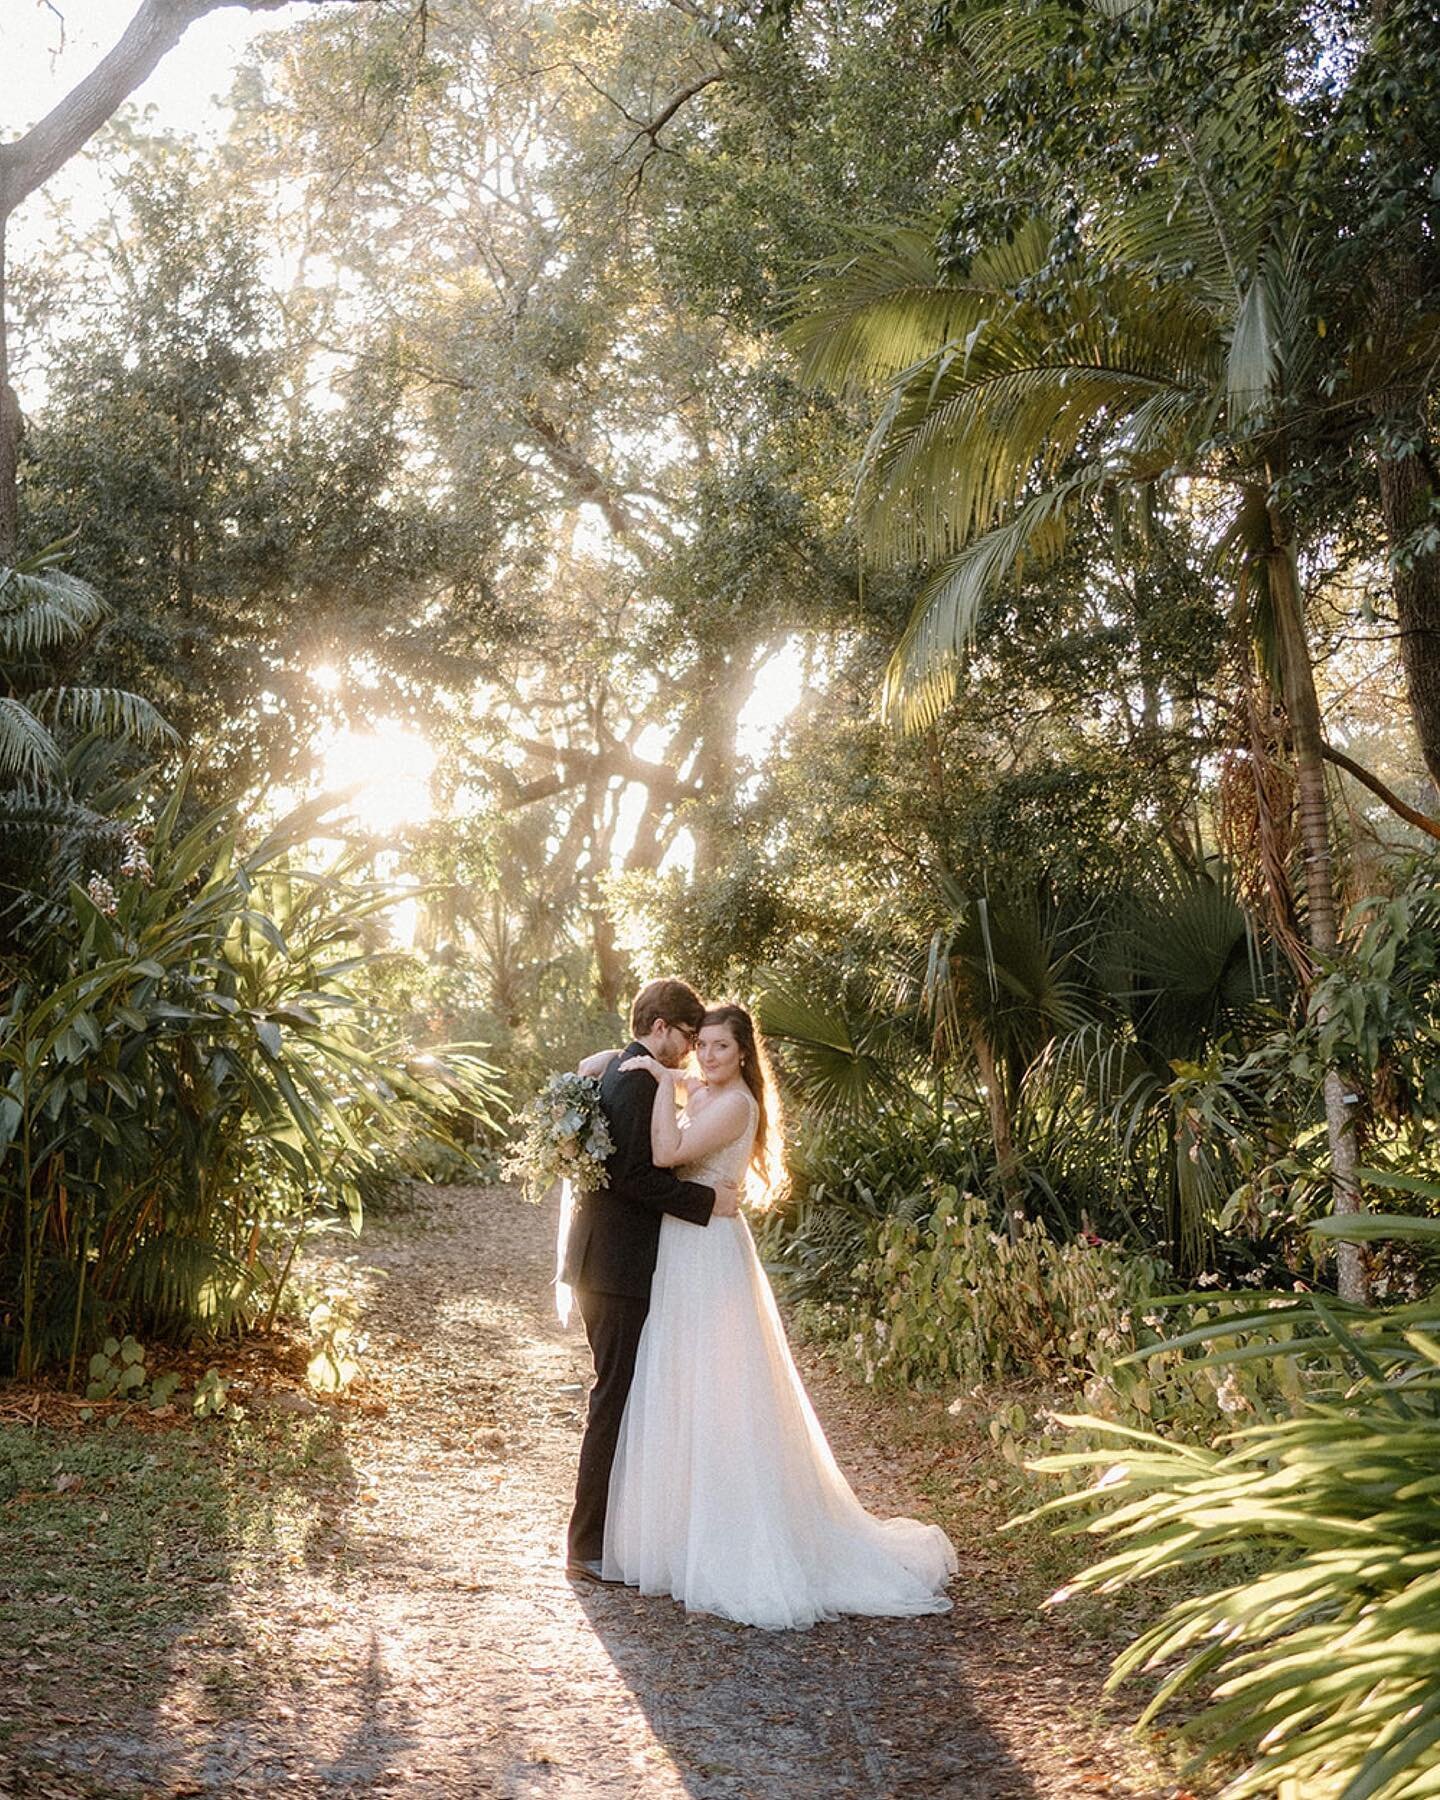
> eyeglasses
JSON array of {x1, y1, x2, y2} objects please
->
[{"x1": 675, "y1": 1024, "x2": 699, "y2": 1046}]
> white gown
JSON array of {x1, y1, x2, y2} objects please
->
[{"x1": 602, "y1": 1091, "x2": 957, "y2": 1629}]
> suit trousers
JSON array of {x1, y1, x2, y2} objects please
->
[{"x1": 567, "y1": 1286, "x2": 650, "y2": 1563}]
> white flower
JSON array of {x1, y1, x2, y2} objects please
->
[
  {"x1": 1214, "y1": 1371, "x2": 1250, "y2": 1415},
  {"x1": 85, "y1": 872, "x2": 118, "y2": 917},
  {"x1": 118, "y1": 828, "x2": 152, "y2": 884}
]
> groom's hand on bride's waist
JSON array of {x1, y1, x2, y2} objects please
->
[{"x1": 712, "y1": 1181, "x2": 741, "y2": 1218}]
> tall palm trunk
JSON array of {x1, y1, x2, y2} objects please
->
[
  {"x1": 0, "y1": 222, "x2": 18, "y2": 562},
  {"x1": 971, "y1": 1026, "x2": 1024, "y2": 1242},
  {"x1": 1266, "y1": 511, "x2": 1367, "y2": 1302},
  {"x1": 1367, "y1": 11, "x2": 1440, "y2": 792}
]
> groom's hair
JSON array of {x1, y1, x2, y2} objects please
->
[{"x1": 631, "y1": 977, "x2": 705, "y2": 1038}]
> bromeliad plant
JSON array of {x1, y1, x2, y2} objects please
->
[
  {"x1": 0, "y1": 770, "x2": 506, "y2": 1379},
  {"x1": 1021, "y1": 1185, "x2": 1440, "y2": 1800}
]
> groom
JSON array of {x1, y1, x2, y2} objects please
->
[{"x1": 563, "y1": 977, "x2": 738, "y2": 1581}]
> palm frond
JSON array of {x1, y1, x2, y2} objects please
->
[
  {"x1": 755, "y1": 971, "x2": 907, "y2": 1118},
  {"x1": 0, "y1": 565, "x2": 107, "y2": 657},
  {"x1": 925, "y1": 885, "x2": 1098, "y2": 1066},
  {"x1": 881, "y1": 468, "x2": 1098, "y2": 731},
  {"x1": 0, "y1": 698, "x2": 61, "y2": 781},
  {"x1": 1117, "y1": 859, "x2": 1264, "y2": 1045},
  {"x1": 854, "y1": 284, "x2": 1213, "y2": 571},
  {"x1": 26, "y1": 687, "x2": 179, "y2": 748},
  {"x1": 785, "y1": 219, "x2": 1054, "y2": 391}
]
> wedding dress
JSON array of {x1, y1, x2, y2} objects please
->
[{"x1": 602, "y1": 1091, "x2": 957, "y2": 1629}]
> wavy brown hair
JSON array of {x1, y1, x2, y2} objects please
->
[
  {"x1": 701, "y1": 1004, "x2": 786, "y2": 1200},
  {"x1": 631, "y1": 976, "x2": 705, "y2": 1038}
]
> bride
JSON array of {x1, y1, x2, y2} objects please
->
[{"x1": 582, "y1": 1004, "x2": 955, "y2": 1632}]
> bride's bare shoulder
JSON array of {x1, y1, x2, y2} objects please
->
[{"x1": 685, "y1": 1084, "x2": 750, "y2": 1127}]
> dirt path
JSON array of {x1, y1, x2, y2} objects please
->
[{"x1": 12, "y1": 1186, "x2": 1174, "y2": 1799}]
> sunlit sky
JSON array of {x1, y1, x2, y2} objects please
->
[
  {"x1": 4, "y1": 0, "x2": 268, "y2": 142},
  {"x1": 4, "y1": 2, "x2": 281, "y2": 285}
]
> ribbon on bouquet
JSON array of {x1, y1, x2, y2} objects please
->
[{"x1": 554, "y1": 1177, "x2": 575, "y2": 1327}]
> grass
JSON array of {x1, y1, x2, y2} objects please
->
[{"x1": 0, "y1": 1406, "x2": 354, "y2": 1762}]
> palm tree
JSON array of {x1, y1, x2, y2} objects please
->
[
  {"x1": 787, "y1": 77, "x2": 1408, "y2": 1296},
  {"x1": 0, "y1": 547, "x2": 174, "y2": 934},
  {"x1": 1, "y1": 552, "x2": 169, "y2": 771},
  {"x1": 1036, "y1": 859, "x2": 1280, "y2": 1274},
  {"x1": 923, "y1": 880, "x2": 1093, "y2": 1237}
]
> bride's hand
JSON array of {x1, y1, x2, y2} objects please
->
[{"x1": 619, "y1": 1054, "x2": 670, "y2": 1080}]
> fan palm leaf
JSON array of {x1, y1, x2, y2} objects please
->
[
  {"x1": 755, "y1": 969, "x2": 911, "y2": 1118},
  {"x1": 925, "y1": 882, "x2": 1096, "y2": 1065}
]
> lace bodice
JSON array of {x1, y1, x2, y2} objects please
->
[{"x1": 677, "y1": 1089, "x2": 758, "y2": 1191}]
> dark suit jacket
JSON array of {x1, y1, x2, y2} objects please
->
[{"x1": 561, "y1": 1042, "x2": 715, "y2": 1299}]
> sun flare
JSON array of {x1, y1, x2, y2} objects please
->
[{"x1": 320, "y1": 722, "x2": 436, "y2": 841}]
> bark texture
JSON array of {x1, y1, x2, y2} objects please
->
[{"x1": 1267, "y1": 517, "x2": 1367, "y2": 1304}]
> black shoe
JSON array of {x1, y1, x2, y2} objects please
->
[{"x1": 565, "y1": 1557, "x2": 616, "y2": 1583}]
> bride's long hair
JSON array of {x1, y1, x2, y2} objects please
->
[{"x1": 701, "y1": 1004, "x2": 786, "y2": 1203}]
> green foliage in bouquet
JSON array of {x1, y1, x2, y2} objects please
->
[{"x1": 504, "y1": 1071, "x2": 615, "y2": 1203}]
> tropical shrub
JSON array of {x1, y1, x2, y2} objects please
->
[
  {"x1": 755, "y1": 856, "x2": 1315, "y2": 1282},
  {"x1": 836, "y1": 1190, "x2": 1171, "y2": 1390},
  {"x1": 1024, "y1": 1197, "x2": 1440, "y2": 1800},
  {"x1": 755, "y1": 1103, "x2": 989, "y2": 1303},
  {"x1": 774, "y1": 1163, "x2": 1299, "y2": 1468},
  {"x1": 0, "y1": 547, "x2": 175, "y2": 943},
  {"x1": 0, "y1": 773, "x2": 505, "y2": 1379}
]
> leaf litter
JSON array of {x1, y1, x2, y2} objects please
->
[{"x1": 0, "y1": 1183, "x2": 1192, "y2": 1799}]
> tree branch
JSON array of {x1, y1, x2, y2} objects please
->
[
  {"x1": 626, "y1": 72, "x2": 728, "y2": 149},
  {"x1": 1322, "y1": 742, "x2": 1440, "y2": 842},
  {"x1": 0, "y1": 0, "x2": 383, "y2": 220},
  {"x1": 520, "y1": 407, "x2": 636, "y2": 538},
  {"x1": 620, "y1": 69, "x2": 729, "y2": 197},
  {"x1": 504, "y1": 736, "x2": 704, "y2": 810}
]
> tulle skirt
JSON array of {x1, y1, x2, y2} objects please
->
[{"x1": 602, "y1": 1211, "x2": 957, "y2": 1630}]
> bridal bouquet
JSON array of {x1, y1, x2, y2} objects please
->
[{"x1": 504, "y1": 1071, "x2": 615, "y2": 1203}]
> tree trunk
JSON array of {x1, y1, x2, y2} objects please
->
[
  {"x1": 972, "y1": 1027, "x2": 1024, "y2": 1243},
  {"x1": 690, "y1": 649, "x2": 764, "y2": 874},
  {"x1": 1365, "y1": 4, "x2": 1440, "y2": 788},
  {"x1": 1379, "y1": 436, "x2": 1440, "y2": 790},
  {"x1": 592, "y1": 910, "x2": 630, "y2": 1016},
  {"x1": 1266, "y1": 517, "x2": 1367, "y2": 1303},
  {"x1": 0, "y1": 218, "x2": 16, "y2": 562}
]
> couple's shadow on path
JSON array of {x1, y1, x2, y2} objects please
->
[{"x1": 569, "y1": 1572, "x2": 1040, "y2": 1799}]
